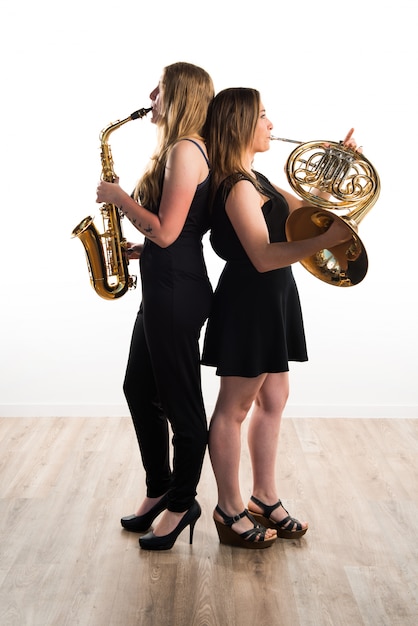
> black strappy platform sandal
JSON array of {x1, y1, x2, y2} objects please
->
[
  {"x1": 248, "y1": 495, "x2": 308, "y2": 539},
  {"x1": 213, "y1": 505, "x2": 276, "y2": 549}
]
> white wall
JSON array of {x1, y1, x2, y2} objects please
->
[{"x1": 1, "y1": 0, "x2": 416, "y2": 418}]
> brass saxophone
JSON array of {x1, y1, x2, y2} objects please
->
[{"x1": 72, "y1": 107, "x2": 151, "y2": 300}]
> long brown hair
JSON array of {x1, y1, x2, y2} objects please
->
[
  {"x1": 204, "y1": 87, "x2": 261, "y2": 197},
  {"x1": 134, "y1": 62, "x2": 214, "y2": 211}
]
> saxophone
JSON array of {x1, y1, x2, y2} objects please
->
[{"x1": 72, "y1": 107, "x2": 151, "y2": 300}]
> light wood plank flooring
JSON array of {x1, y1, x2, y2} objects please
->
[{"x1": 0, "y1": 416, "x2": 417, "y2": 626}]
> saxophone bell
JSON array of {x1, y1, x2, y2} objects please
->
[{"x1": 71, "y1": 212, "x2": 137, "y2": 300}]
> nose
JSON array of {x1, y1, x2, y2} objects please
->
[{"x1": 149, "y1": 86, "x2": 158, "y2": 101}]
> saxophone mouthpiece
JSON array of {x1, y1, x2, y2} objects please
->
[{"x1": 131, "y1": 107, "x2": 152, "y2": 120}]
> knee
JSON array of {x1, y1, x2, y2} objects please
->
[
  {"x1": 254, "y1": 391, "x2": 288, "y2": 417},
  {"x1": 122, "y1": 374, "x2": 133, "y2": 403},
  {"x1": 123, "y1": 370, "x2": 147, "y2": 409},
  {"x1": 212, "y1": 402, "x2": 251, "y2": 427}
]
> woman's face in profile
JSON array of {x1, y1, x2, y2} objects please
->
[
  {"x1": 149, "y1": 77, "x2": 164, "y2": 125},
  {"x1": 250, "y1": 101, "x2": 273, "y2": 155}
]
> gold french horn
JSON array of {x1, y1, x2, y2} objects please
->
[{"x1": 271, "y1": 136, "x2": 380, "y2": 286}]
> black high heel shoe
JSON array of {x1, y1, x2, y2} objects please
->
[
  {"x1": 120, "y1": 493, "x2": 169, "y2": 533},
  {"x1": 139, "y1": 500, "x2": 201, "y2": 551}
]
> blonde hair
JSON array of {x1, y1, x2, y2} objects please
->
[
  {"x1": 204, "y1": 87, "x2": 261, "y2": 196},
  {"x1": 134, "y1": 62, "x2": 214, "y2": 210}
]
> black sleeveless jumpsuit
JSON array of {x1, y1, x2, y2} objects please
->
[{"x1": 123, "y1": 140, "x2": 213, "y2": 512}]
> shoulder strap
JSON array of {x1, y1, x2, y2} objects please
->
[{"x1": 182, "y1": 138, "x2": 210, "y2": 167}]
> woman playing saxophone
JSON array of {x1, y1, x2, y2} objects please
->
[{"x1": 96, "y1": 62, "x2": 214, "y2": 551}]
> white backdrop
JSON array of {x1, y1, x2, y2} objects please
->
[{"x1": 1, "y1": 0, "x2": 417, "y2": 418}]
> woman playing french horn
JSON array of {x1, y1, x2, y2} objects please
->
[{"x1": 201, "y1": 87, "x2": 359, "y2": 548}]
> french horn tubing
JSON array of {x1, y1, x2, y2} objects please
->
[{"x1": 270, "y1": 135, "x2": 380, "y2": 286}]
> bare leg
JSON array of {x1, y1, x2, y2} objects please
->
[
  {"x1": 247, "y1": 372, "x2": 308, "y2": 530},
  {"x1": 209, "y1": 375, "x2": 276, "y2": 539},
  {"x1": 248, "y1": 372, "x2": 288, "y2": 502}
]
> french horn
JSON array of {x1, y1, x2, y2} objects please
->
[{"x1": 271, "y1": 136, "x2": 380, "y2": 286}]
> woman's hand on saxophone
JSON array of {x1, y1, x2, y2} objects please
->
[
  {"x1": 96, "y1": 177, "x2": 124, "y2": 205},
  {"x1": 126, "y1": 243, "x2": 143, "y2": 260}
]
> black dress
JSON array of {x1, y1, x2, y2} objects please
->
[{"x1": 202, "y1": 171, "x2": 308, "y2": 377}]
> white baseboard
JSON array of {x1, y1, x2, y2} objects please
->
[
  {"x1": 282, "y1": 405, "x2": 418, "y2": 418},
  {"x1": 0, "y1": 405, "x2": 130, "y2": 418},
  {"x1": 0, "y1": 404, "x2": 417, "y2": 419}
]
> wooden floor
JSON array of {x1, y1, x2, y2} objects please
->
[{"x1": 0, "y1": 416, "x2": 417, "y2": 626}]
